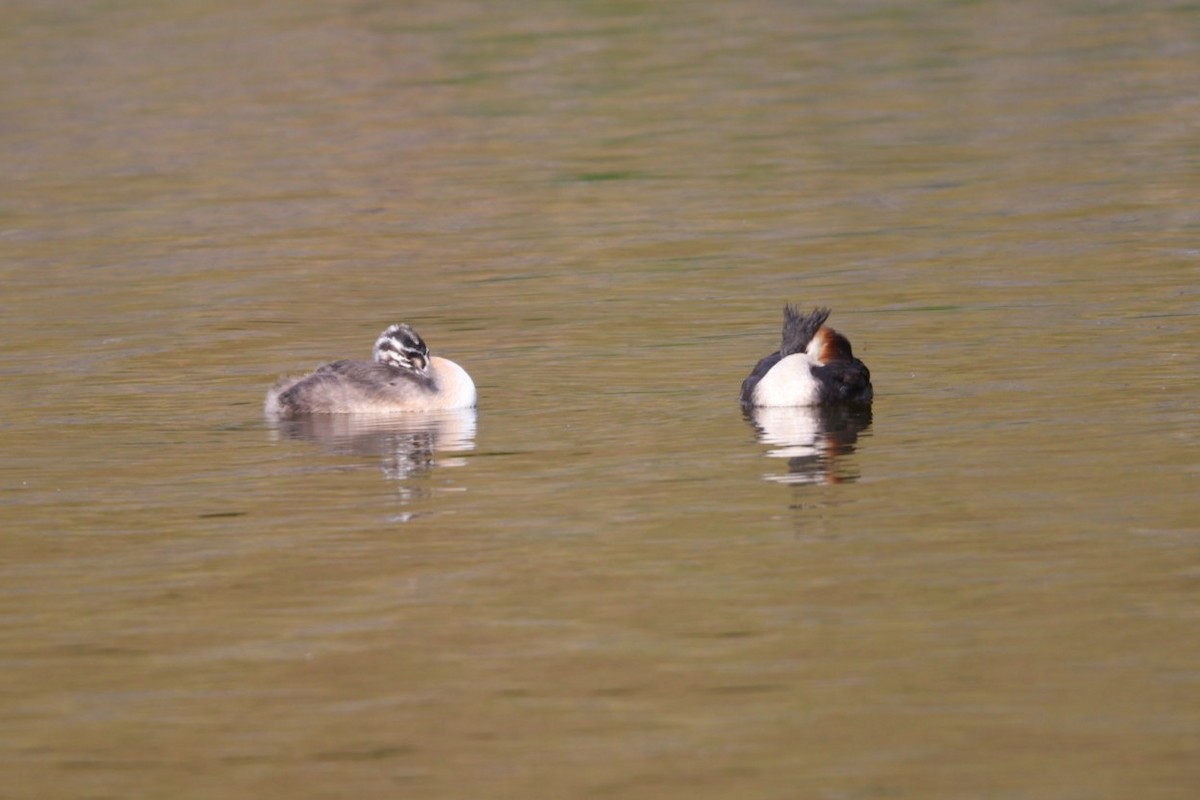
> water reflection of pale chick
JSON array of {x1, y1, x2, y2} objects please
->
[
  {"x1": 747, "y1": 405, "x2": 872, "y2": 486},
  {"x1": 268, "y1": 409, "x2": 478, "y2": 482}
]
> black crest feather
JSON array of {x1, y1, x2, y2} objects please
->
[{"x1": 779, "y1": 305, "x2": 830, "y2": 357}]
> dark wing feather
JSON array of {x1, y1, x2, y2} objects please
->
[
  {"x1": 811, "y1": 358, "x2": 873, "y2": 405},
  {"x1": 739, "y1": 351, "x2": 783, "y2": 407}
]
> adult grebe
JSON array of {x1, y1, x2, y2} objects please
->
[
  {"x1": 265, "y1": 323, "x2": 477, "y2": 416},
  {"x1": 739, "y1": 305, "x2": 872, "y2": 408}
]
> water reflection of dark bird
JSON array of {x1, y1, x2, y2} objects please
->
[
  {"x1": 747, "y1": 405, "x2": 872, "y2": 485},
  {"x1": 268, "y1": 410, "x2": 477, "y2": 483},
  {"x1": 265, "y1": 323, "x2": 476, "y2": 417},
  {"x1": 740, "y1": 305, "x2": 872, "y2": 408}
]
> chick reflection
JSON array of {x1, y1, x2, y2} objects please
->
[
  {"x1": 269, "y1": 410, "x2": 477, "y2": 485},
  {"x1": 747, "y1": 405, "x2": 871, "y2": 485}
]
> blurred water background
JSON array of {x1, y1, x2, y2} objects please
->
[{"x1": 2, "y1": 1, "x2": 1198, "y2": 797}]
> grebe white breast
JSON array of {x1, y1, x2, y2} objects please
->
[
  {"x1": 265, "y1": 323, "x2": 477, "y2": 416},
  {"x1": 739, "y1": 305, "x2": 872, "y2": 408}
]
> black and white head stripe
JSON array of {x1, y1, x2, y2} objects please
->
[{"x1": 373, "y1": 323, "x2": 430, "y2": 374}]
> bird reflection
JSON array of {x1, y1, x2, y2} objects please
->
[
  {"x1": 746, "y1": 405, "x2": 871, "y2": 485},
  {"x1": 267, "y1": 410, "x2": 477, "y2": 492}
]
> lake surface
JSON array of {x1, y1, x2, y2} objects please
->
[{"x1": 2, "y1": 1, "x2": 1198, "y2": 798}]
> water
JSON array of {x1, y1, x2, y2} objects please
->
[{"x1": 2, "y1": 1, "x2": 1198, "y2": 797}]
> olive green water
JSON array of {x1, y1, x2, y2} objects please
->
[{"x1": 2, "y1": 1, "x2": 1198, "y2": 797}]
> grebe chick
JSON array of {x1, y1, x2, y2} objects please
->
[
  {"x1": 265, "y1": 323, "x2": 477, "y2": 417},
  {"x1": 739, "y1": 305, "x2": 872, "y2": 408}
]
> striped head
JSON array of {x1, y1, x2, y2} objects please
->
[{"x1": 373, "y1": 323, "x2": 430, "y2": 375}]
